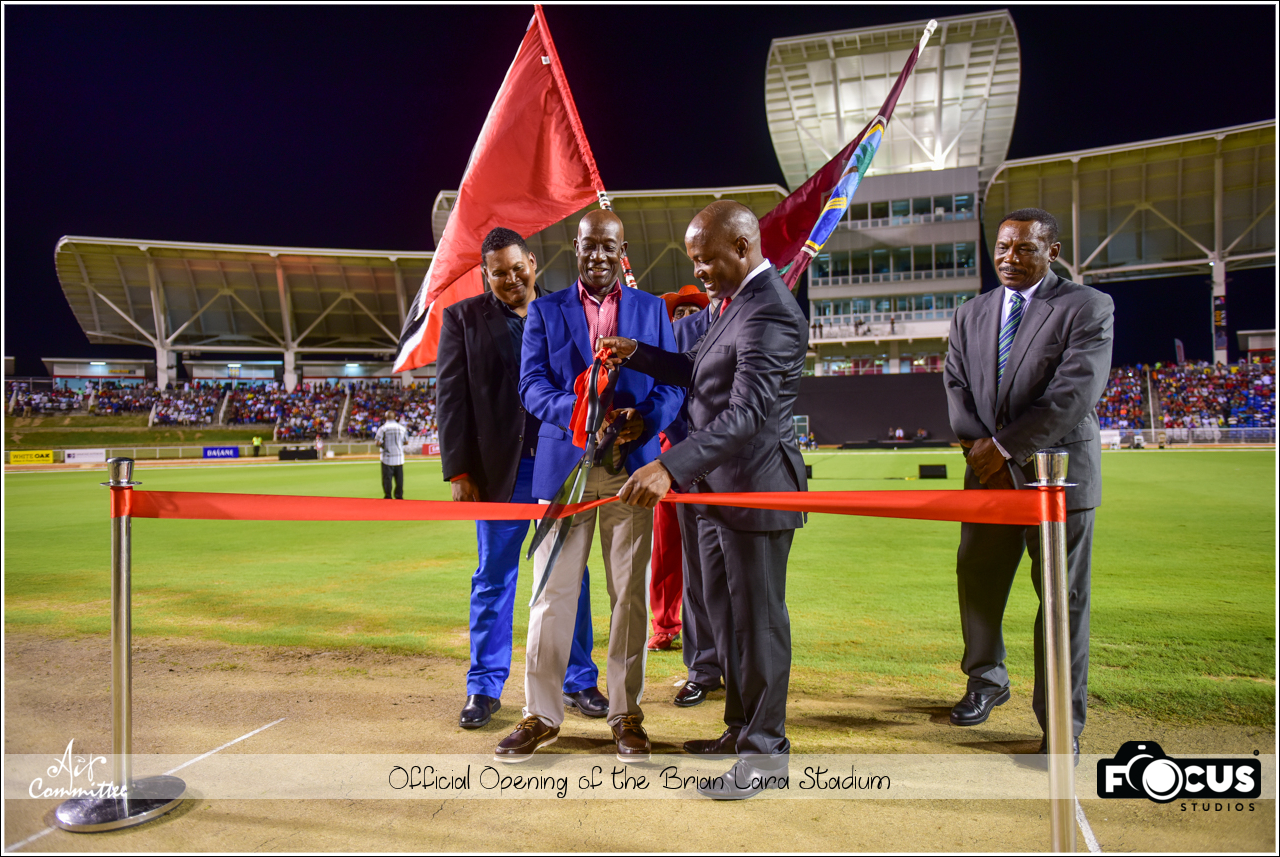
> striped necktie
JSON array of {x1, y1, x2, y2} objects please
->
[{"x1": 997, "y1": 291, "x2": 1026, "y2": 383}]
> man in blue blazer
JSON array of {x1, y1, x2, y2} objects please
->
[{"x1": 494, "y1": 210, "x2": 681, "y2": 765}]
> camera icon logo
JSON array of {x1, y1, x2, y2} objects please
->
[{"x1": 1097, "y1": 741, "x2": 1261, "y2": 804}]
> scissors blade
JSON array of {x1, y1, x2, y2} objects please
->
[
  {"x1": 527, "y1": 456, "x2": 591, "y2": 602},
  {"x1": 526, "y1": 446, "x2": 590, "y2": 559},
  {"x1": 527, "y1": 356, "x2": 612, "y2": 558}
]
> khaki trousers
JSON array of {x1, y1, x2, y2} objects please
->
[{"x1": 524, "y1": 463, "x2": 652, "y2": 727}]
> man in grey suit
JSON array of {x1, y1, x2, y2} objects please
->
[
  {"x1": 602, "y1": 200, "x2": 809, "y2": 799},
  {"x1": 943, "y1": 207, "x2": 1114, "y2": 767}
]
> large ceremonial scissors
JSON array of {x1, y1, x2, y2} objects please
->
[{"x1": 526, "y1": 351, "x2": 621, "y2": 605}]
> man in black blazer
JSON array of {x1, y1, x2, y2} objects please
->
[
  {"x1": 944, "y1": 208, "x2": 1113, "y2": 767},
  {"x1": 602, "y1": 200, "x2": 809, "y2": 799},
  {"x1": 436, "y1": 227, "x2": 605, "y2": 731}
]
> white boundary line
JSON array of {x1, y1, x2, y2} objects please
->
[
  {"x1": 2, "y1": 718, "x2": 285, "y2": 853},
  {"x1": 163, "y1": 717, "x2": 286, "y2": 775},
  {"x1": 1077, "y1": 797, "x2": 1103, "y2": 853}
]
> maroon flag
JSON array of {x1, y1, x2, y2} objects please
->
[{"x1": 760, "y1": 21, "x2": 936, "y2": 288}]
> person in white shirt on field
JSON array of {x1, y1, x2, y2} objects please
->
[{"x1": 374, "y1": 410, "x2": 407, "y2": 499}]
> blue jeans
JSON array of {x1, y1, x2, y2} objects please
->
[{"x1": 467, "y1": 456, "x2": 598, "y2": 698}]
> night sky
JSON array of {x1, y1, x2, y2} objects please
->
[{"x1": 5, "y1": 4, "x2": 1276, "y2": 375}]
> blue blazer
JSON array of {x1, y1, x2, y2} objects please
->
[
  {"x1": 662, "y1": 307, "x2": 711, "y2": 444},
  {"x1": 519, "y1": 283, "x2": 683, "y2": 500}
]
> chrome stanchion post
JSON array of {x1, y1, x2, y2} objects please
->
[
  {"x1": 1033, "y1": 448, "x2": 1075, "y2": 853},
  {"x1": 54, "y1": 458, "x2": 185, "y2": 832}
]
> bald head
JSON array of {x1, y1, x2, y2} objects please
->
[
  {"x1": 684, "y1": 200, "x2": 765, "y2": 301},
  {"x1": 575, "y1": 209, "x2": 627, "y2": 297}
]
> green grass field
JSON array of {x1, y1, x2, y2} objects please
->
[{"x1": 4, "y1": 450, "x2": 1275, "y2": 725}]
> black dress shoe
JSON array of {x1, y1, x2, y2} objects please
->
[
  {"x1": 674, "y1": 680, "x2": 720, "y2": 708},
  {"x1": 1015, "y1": 735, "x2": 1080, "y2": 769},
  {"x1": 696, "y1": 760, "x2": 789, "y2": 800},
  {"x1": 949, "y1": 687, "x2": 1011, "y2": 726},
  {"x1": 562, "y1": 686, "x2": 609, "y2": 718},
  {"x1": 682, "y1": 729, "x2": 738, "y2": 756},
  {"x1": 459, "y1": 694, "x2": 500, "y2": 729}
]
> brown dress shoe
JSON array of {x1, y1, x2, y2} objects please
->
[
  {"x1": 494, "y1": 715, "x2": 559, "y2": 763},
  {"x1": 612, "y1": 714, "x2": 651, "y2": 763},
  {"x1": 682, "y1": 728, "x2": 738, "y2": 756}
]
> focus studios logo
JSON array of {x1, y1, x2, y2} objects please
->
[{"x1": 1098, "y1": 741, "x2": 1261, "y2": 805}]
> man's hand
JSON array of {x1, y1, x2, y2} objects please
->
[
  {"x1": 617, "y1": 459, "x2": 672, "y2": 509},
  {"x1": 596, "y1": 336, "x2": 637, "y2": 369},
  {"x1": 984, "y1": 466, "x2": 1016, "y2": 491},
  {"x1": 451, "y1": 476, "x2": 480, "y2": 503},
  {"x1": 600, "y1": 407, "x2": 644, "y2": 445},
  {"x1": 967, "y1": 437, "x2": 1014, "y2": 488}
]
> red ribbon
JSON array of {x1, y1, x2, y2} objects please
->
[{"x1": 111, "y1": 487, "x2": 1063, "y2": 525}]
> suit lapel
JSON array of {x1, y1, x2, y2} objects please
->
[
  {"x1": 995, "y1": 273, "x2": 1059, "y2": 412},
  {"x1": 692, "y1": 272, "x2": 763, "y2": 376},
  {"x1": 480, "y1": 292, "x2": 520, "y2": 386},
  {"x1": 970, "y1": 291, "x2": 1002, "y2": 412},
  {"x1": 559, "y1": 282, "x2": 594, "y2": 368}
]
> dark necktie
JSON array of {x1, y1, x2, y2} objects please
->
[{"x1": 997, "y1": 291, "x2": 1026, "y2": 383}]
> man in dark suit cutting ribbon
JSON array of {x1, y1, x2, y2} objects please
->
[{"x1": 601, "y1": 200, "x2": 809, "y2": 799}]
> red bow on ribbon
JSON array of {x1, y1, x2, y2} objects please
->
[{"x1": 568, "y1": 348, "x2": 614, "y2": 449}]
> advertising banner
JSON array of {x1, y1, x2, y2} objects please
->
[
  {"x1": 426, "y1": 443, "x2": 440, "y2": 456},
  {"x1": 203, "y1": 446, "x2": 240, "y2": 459},
  {"x1": 9, "y1": 450, "x2": 54, "y2": 464},
  {"x1": 64, "y1": 448, "x2": 107, "y2": 464}
]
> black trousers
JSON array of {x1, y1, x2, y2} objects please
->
[
  {"x1": 381, "y1": 463, "x2": 404, "y2": 499},
  {"x1": 696, "y1": 515, "x2": 794, "y2": 764},
  {"x1": 956, "y1": 508, "x2": 1094, "y2": 736},
  {"x1": 678, "y1": 504, "x2": 722, "y2": 688}
]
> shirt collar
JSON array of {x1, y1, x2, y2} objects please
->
[
  {"x1": 577, "y1": 279, "x2": 620, "y2": 306},
  {"x1": 722, "y1": 259, "x2": 771, "y2": 302},
  {"x1": 1004, "y1": 277, "x2": 1044, "y2": 305}
]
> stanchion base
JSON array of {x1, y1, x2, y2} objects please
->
[{"x1": 53, "y1": 775, "x2": 185, "y2": 832}]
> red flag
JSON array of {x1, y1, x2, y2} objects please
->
[
  {"x1": 394, "y1": 5, "x2": 604, "y2": 373},
  {"x1": 760, "y1": 21, "x2": 935, "y2": 287}
]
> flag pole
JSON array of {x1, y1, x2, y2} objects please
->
[{"x1": 534, "y1": 5, "x2": 639, "y2": 288}]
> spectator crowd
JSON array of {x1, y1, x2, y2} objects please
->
[
  {"x1": 1096, "y1": 366, "x2": 1148, "y2": 430},
  {"x1": 152, "y1": 382, "x2": 223, "y2": 426},
  {"x1": 345, "y1": 380, "x2": 436, "y2": 442},
  {"x1": 8, "y1": 382, "x2": 85, "y2": 415},
  {"x1": 1153, "y1": 360, "x2": 1275, "y2": 429}
]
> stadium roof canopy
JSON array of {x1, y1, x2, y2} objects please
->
[
  {"x1": 430, "y1": 185, "x2": 788, "y2": 295},
  {"x1": 765, "y1": 10, "x2": 1020, "y2": 191},
  {"x1": 55, "y1": 237, "x2": 433, "y2": 385},
  {"x1": 983, "y1": 120, "x2": 1277, "y2": 284}
]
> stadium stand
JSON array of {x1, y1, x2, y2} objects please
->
[
  {"x1": 89, "y1": 382, "x2": 158, "y2": 415},
  {"x1": 1154, "y1": 361, "x2": 1276, "y2": 429},
  {"x1": 274, "y1": 382, "x2": 346, "y2": 441},
  {"x1": 1095, "y1": 366, "x2": 1149, "y2": 430},
  {"x1": 152, "y1": 383, "x2": 223, "y2": 426},
  {"x1": 8, "y1": 383, "x2": 85, "y2": 415},
  {"x1": 345, "y1": 381, "x2": 436, "y2": 440},
  {"x1": 225, "y1": 383, "x2": 286, "y2": 426}
]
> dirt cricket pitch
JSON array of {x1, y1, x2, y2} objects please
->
[{"x1": 3, "y1": 632, "x2": 1274, "y2": 853}]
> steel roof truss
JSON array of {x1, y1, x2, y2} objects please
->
[
  {"x1": 1224, "y1": 200, "x2": 1276, "y2": 257},
  {"x1": 167, "y1": 289, "x2": 232, "y2": 345},
  {"x1": 225, "y1": 290, "x2": 286, "y2": 346},
  {"x1": 83, "y1": 284, "x2": 159, "y2": 347},
  {"x1": 346, "y1": 292, "x2": 398, "y2": 343}
]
